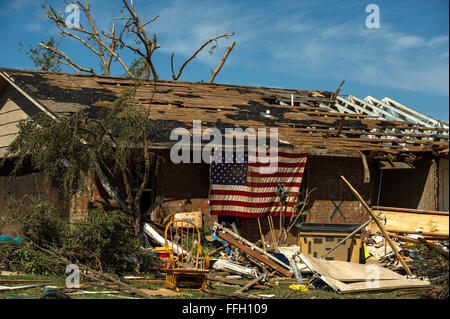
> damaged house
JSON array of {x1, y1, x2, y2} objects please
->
[{"x1": 0, "y1": 68, "x2": 449, "y2": 245}]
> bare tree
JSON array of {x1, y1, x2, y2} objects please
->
[
  {"x1": 35, "y1": 0, "x2": 131, "y2": 76},
  {"x1": 32, "y1": 0, "x2": 236, "y2": 82}
]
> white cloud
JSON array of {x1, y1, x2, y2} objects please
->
[
  {"x1": 391, "y1": 35, "x2": 426, "y2": 50},
  {"x1": 428, "y1": 35, "x2": 449, "y2": 46}
]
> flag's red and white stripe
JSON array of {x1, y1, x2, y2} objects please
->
[{"x1": 209, "y1": 152, "x2": 308, "y2": 218}]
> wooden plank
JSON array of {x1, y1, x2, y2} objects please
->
[
  {"x1": 368, "y1": 210, "x2": 449, "y2": 237},
  {"x1": 234, "y1": 274, "x2": 265, "y2": 294},
  {"x1": 372, "y1": 206, "x2": 449, "y2": 216},
  {"x1": 207, "y1": 275, "x2": 269, "y2": 289},
  {"x1": 217, "y1": 231, "x2": 293, "y2": 277},
  {"x1": 324, "y1": 276, "x2": 430, "y2": 293}
]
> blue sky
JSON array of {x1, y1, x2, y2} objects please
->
[{"x1": 0, "y1": 0, "x2": 448, "y2": 121}]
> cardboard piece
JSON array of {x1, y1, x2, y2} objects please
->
[{"x1": 173, "y1": 211, "x2": 203, "y2": 228}]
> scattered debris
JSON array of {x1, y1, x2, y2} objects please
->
[
  {"x1": 214, "y1": 223, "x2": 293, "y2": 277},
  {"x1": 289, "y1": 284, "x2": 308, "y2": 292},
  {"x1": 0, "y1": 236, "x2": 22, "y2": 245},
  {"x1": 0, "y1": 271, "x2": 18, "y2": 276},
  {"x1": 341, "y1": 176, "x2": 413, "y2": 276},
  {"x1": 234, "y1": 274, "x2": 266, "y2": 295},
  {"x1": 207, "y1": 275, "x2": 269, "y2": 289},
  {"x1": 144, "y1": 223, "x2": 188, "y2": 256}
]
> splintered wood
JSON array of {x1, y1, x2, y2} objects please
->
[{"x1": 368, "y1": 208, "x2": 449, "y2": 238}]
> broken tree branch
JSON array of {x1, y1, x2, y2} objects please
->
[
  {"x1": 281, "y1": 187, "x2": 316, "y2": 245},
  {"x1": 207, "y1": 275, "x2": 269, "y2": 289},
  {"x1": 121, "y1": 0, "x2": 160, "y2": 79},
  {"x1": 418, "y1": 237, "x2": 449, "y2": 260},
  {"x1": 171, "y1": 32, "x2": 234, "y2": 81},
  {"x1": 209, "y1": 40, "x2": 236, "y2": 83},
  {"x1": 38, "y1": 42, "x2": 96, "y2": 75},
  {"x1": 35, "y1": 1, "x2": 131, "y2": 76},
  {"x1": 30, "y1": 241, "x2": 156, "y2": 299},
  {"x1": 207, "y1": 243, "x2": 230, "y2": 257},
  {"x1": 234, "y1": 274, "x2": 265, "y2": 295}
]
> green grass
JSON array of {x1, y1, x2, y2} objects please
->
[{"x1": 0, "y1": 273, "x2": 428, "y2": 300}]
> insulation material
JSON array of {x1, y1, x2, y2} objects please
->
[
  {"x1": 143, "y1": 223, "x2": 188, "y2": 256},
  {"x1": 211, "y1": 259, "x2": 258, "y2": 278}
]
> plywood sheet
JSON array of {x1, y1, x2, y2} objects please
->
[
  {"x1": 301, "y1": 254, "x2": 404, "y2": 282},
  {"x1": 322, "y1": 276, "x2": 430, "y2": 293},
  {"x1": 299, "y1": 253, "x2": 430, "y2": 293}
]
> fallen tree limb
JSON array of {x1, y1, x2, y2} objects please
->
[
  {"x1": 234, "y1": 274, "x2": 265, "y2": 295},
  {"x1": 30, "y1": 242, "x2": 156, "y2": 299},
  {"x1": 382, "y1": 231, "x2": 448, "y2": 259},
  {"x1": 207, "y1": 275, "x2": 269, "y2": 289}
]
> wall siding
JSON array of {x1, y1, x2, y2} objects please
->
[{"x1": 0, "y1": 86, "x2": 39, "y2": 157}]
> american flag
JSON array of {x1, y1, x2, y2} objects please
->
[{"x1": 209, "y1": 151, "x2": 308, "y2": 218}]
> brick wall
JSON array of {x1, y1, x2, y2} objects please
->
[
  {"x1": 306, "y1": 155, "x2": 374, "y2": 225},
  {"x1": 155, "y1": 150, "x2": 217, "y2": 228},
  {"x1": 236, "y1": 216, "x2": 298, "y2": 245}
]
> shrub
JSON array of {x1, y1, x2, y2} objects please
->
[
  {"x1": 1, "y1": 198, "x2": 158, "y2": 275},
  {"x1": 66, "y1": 209, "x2": 140, "y2": 273}
]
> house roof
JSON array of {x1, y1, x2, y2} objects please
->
[{"x1": 0, "y1": 68, "x2": 448, "y2": 157}]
